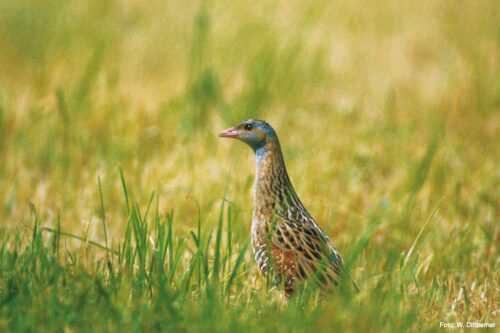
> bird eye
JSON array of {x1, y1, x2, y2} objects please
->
[{"x1": 244, "y1": 124, "x2": 253, "y2": 131}]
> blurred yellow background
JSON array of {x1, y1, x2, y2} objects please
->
[{"x1": 0, "y1": 0, "x2": 497, "y2": 249}]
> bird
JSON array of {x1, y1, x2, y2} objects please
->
[{"x1": 219, "y1": 119, "x2": 358, "y2": 297}]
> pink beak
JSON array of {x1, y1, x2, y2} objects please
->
[{"x1": 218, "y1": 126, "x2": 240, "y2": 138}]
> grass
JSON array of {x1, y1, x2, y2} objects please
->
[{"x1": 0, "y1": 0, "x2": 498, "y2": 332}]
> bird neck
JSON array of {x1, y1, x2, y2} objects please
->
[{"x1": 253, "y1": 140, "x2": 300, "y2": 217}]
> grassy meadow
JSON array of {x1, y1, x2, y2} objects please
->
[{"x1": 0, "y1": 0, "x2": 498, "y2": 331}]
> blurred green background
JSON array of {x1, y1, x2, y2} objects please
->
[
  {"x1": 0, "y1": 0, "x2": 498, "y2": 330},
  {"x1": 0, "y1": 0, "x2": 497, "y2": 236}
]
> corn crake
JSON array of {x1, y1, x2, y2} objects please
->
[{"x1": 219, "y1": 119, "x2": 359, "y2": 297}]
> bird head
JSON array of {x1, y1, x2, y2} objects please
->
[{"x1": 218, "y1": 119, "x2": 277, "y2": 151}]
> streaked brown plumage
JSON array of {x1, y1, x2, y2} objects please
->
[{"x1": 219, "y1": 119, "x2": 357, "y2": 297}]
